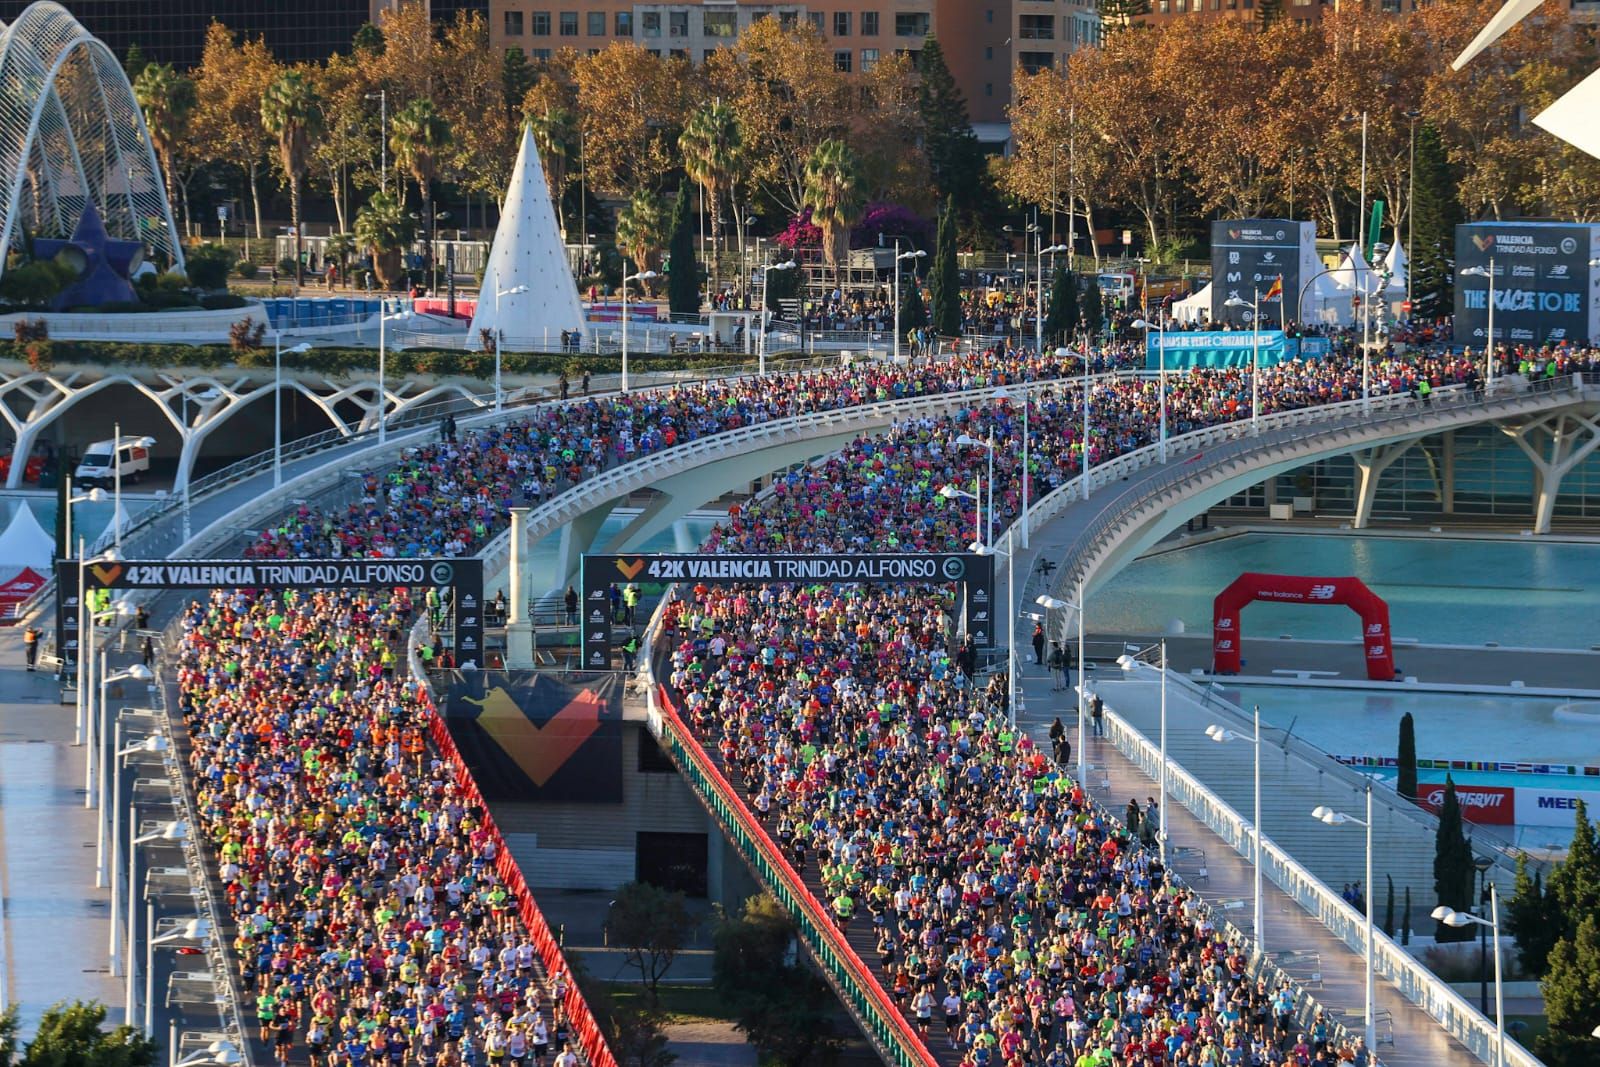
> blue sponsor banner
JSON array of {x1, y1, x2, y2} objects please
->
[{"x1": 1145, "y1": 331, "x2": 1286, "y2": 369}]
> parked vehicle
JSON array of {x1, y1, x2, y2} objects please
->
[{"x1": 73, "y1": 436, "x2": 152, "y2": 488}]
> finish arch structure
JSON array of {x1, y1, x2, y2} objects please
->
[
  {"x1": 1212, "y1": 572, "x2": 1396, "y2": 681},
  {"x1": 0, "y1": 2, "x2": 183, "y2": 281}
]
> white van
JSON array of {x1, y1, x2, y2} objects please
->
[{"x1": 74, "y1": 436, "x2": 153, "y2": 487}]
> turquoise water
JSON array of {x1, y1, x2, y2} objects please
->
[
  {"x1": 1088, "y1": 533, "x2": 1600, "y2": 650},
  {"x1": 526, "y1": 513, "x2": 719, "y2": 596},
  {"x1": 1217, "y1": 683, "x2": 1600, "y2": 768}
]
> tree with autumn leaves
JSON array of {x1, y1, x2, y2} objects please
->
[{"x1": 1004, "y1": 2, "x2": 1600, "y2": 271}]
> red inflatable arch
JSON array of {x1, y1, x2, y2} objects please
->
[{"x1": 1213, "y1": 572, "x2": 1396, "y2": 681}]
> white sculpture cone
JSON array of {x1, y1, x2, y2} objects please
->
[{"x1": 468, "y1": 123, "x2": 585, "y2": 351}]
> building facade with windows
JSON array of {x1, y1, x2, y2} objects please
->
[{"x1": 489, "y1": 1, "x2": 1107, "y2": 135}]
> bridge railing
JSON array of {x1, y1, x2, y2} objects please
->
[
  {"x1": 648, "y1": 680, "x2": 940, "y2": 1067},
  {"x1": 1101, "y1": 702, "x2": 1541, "y2": 1067}
]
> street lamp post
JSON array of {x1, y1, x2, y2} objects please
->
[
  {"x1": 954, "y1": 434, "x2": 995, "y2": 544},
  {"x1": 1207, "y1": 705, "x2": 1264, "y2": 955},
  {"x1": 1460, "y1": 260, "x2": 1496, "y2": 391},
  {"x1": 1038, "y1": 590, "x2": 1087, "y2": 785},
  {"x1": 1078, "y1": 338, "x2": 1091, "y2": 500},
  {"x1": 893, "y1": 245, "x2": 926, "y2": 364},
  {"x1": 759, "y1": 260, "x2": 797, "y2": 375},
  {"x1": 1222, "y1": 294, "x2": 1263, "y2": 431},
  {"x1": 1433, "y1": 888, "x2": 1505, "y2": 1067},
  {"x1": 1405, "y1": 109, "x2": 1420, "y2": 315},
  {"x1": 1132, "y1": 316, "x2": 1168, "y2": 461},
  {"x1": 274, "y1": 335, "x2": 311, "y2": 488},
  {"x1": 64, "y1": 488, "x2": 106, "y2": 569},
  {"x1": 1312, "y1": 787, "x2": 1376, "y2": 1053},
  {"x1": 939, "y1": 479, "x2": 984, "y2": 556},
  {"x1": 621, "y1": 270, "x2": 658, "y2": 392},
  {"x1": 109, "y1": 727, "x2": 165, "y2": 976},
  {"x1": 493, "y1": 284, "x2": 529, "y2": 411}
]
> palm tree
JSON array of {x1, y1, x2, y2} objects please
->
[
  {"x1": 354, "y1": 191, "x2": 408, "y2": 290},
  {"x1": 132, "y1": 62, "x2": 196, "y2": 243},
  {"x1": 389, "y1": 98, "x2": 451, "y2": 283},
  {"x1": 260, "y1": 70, "x2": 323, "y2": 286},
  {"x1": 802, "y1": 138, "x2": 864, "y2": 293},
  {"x1": 614, "y1": 187, "x2": 669, "y2": 294},
  {"x1": 678, "y1": 102, "x2": 742, "y2": 298}
]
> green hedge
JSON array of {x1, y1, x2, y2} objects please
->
[{"x1": 0, "y1": 339, "x2": 772, "y2": 381}]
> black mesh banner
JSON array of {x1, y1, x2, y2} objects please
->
[{"x1": 441, "y1": 671, "x2": 623, "y2": 802}]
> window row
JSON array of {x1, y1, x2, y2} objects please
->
[{"x1": 503, "y1": 9, "x2": 929, "y2": 39}]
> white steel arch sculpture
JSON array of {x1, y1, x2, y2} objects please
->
[{"x1": 0, "y1": 2, "x2": 183, "y2": 281}]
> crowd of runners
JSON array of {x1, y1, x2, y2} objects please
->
[
  {"x1": 174, "y1": 588, "x2": 580, "y2": 1067},
  {"x1": 166, "y1": 338, "x2": 1600, "y2": 1066}
]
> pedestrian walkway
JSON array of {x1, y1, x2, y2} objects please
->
[
  {"x1": 0, "y1": 628, "x2": 126, "y2": 1034},
  {"x1": 1013, "y1": 665, "x2": 1476, "y2": 1067}
]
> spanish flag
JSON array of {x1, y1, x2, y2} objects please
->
[{"x1": 1262, "y1": 275, "x2": 1284, "y2": 302}]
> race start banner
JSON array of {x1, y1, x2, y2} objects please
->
[
  {"x1": 579, "y1": 552, "x2": 996, "y2": 669},
  {"x1": 56, "y1": 556, "x2": 484, "y2": 670},
  {"x1": 441, "y1": 671, "x2": 622, "y2": 803}
]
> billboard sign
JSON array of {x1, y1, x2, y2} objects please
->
[
  {"x1": 580, "y1": 552, "x2": 996, "y2": 667},
  {"x1": 1415, "y1": 783, "x2": 1516, "y2": 826},
  {"x1": 1210, "y1": 220, "x2": 1317, "y2": 327},
  {"x1": 1513, "y1": 784, "x2": 1597, "y2": 828},
  {"x1": 1454, "y1": 222, "x2": 1600, "y2": 346}
]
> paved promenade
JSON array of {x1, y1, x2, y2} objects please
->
[{"x1": 1013, "y1": 667, "x2": 1479, "y2": 1067}]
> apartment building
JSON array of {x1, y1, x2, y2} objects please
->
[{"x1": 489, "y1": 1, "x2": 1105, "y2": 135}]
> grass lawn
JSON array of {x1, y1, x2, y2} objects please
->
[{"x1": 603, "y1": 983, "x2": 740, "y2": 1023}]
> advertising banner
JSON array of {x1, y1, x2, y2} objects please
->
[
  {"x1": 442, "y1": 671, "x2": 622, "y2": 803},
  {"x1": 1513, "y1": 784, "x2": 1597, "y2": 828},
  {"x1": 1415, "y1": 782, "x2": 1516, "y2": 826},
  {"x1": 1454, "y1": 222, "x2": 1600, "y2": 346},
  {"x1": 1145, "y1": 331, "x2": 1289, "y2": 369},
  {"x1": 1210, "y1": 219, "x2": 1317, "y2": 327},
  {"x1": 67, "y1": 556, "x2": 484, "y2": 669},
  {"x1": 581, "y1": 552, "x2": 996, "y2": 662}
]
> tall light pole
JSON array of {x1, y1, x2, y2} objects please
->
[
  {"x1": 1079, "y1": 337, "x2": 1091, "y2": 500},
  {"x1": 1460, "y1": 260, "x2": 1496, "y2": 391},
  {"x1": 1038, "y1": 590, "x2": 1087, "y2": 785},
  {"x1": 954, "y1": 434, "x2": 995, "y2": 544},
  {"x1": 1312, "y1": 786, "x2": 1376, "y2": 1053},
  {"x1": 893, "y1": 245, "x2": 925, "y2": 364},
  {"x1": 971, "y1": 539, "x2": 1016, "y2": 725},
  {"x1": 1405, "y1": 109, "x2": 1420, "y2": 315},
  {"x1": 1435, "y1": 893, "x2": 1506, "y2": 1067},
  {"x1": 1207, "y1": 705, "x2": 1264, "y2": 955},
  {"x1": 1132, "y1": 316, "x2": 1167, "y2": 461},
  {"x1": 1118, "y1": 643, "x2": 1168, "y2": 866},
  {"x1": 107, "y1": 720, "x2": 161, "y2": 975},
  {"x1": 493, "y1": 283, "x2": 529, "y2": 411},
  {"x1": 1223, "y1": 293, "x2": 1262, "y2": 431},
  {"x1": 939, "y1": 480, "x2": 984, "y2": 554},
  {"x1": 1347, "y1": 110, "x2": 1369, "y2": 260},
  {"x1": 992, "y1": 383, "x2": 1032, "y2": 547},
  {"x1": 621, "y1": 270, "x2": 658, "y2": 392},
  {"x1": 759, "y1": 260, "x2": 796, "y2": 375},
  {"x1": 274, "y1": 336, "x2": 311, "y2": 488}
]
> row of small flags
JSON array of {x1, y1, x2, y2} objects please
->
[{"x1": 1333, "y1": 754, "x2": 1600, "y2": 777}]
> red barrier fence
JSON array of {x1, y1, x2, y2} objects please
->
[
  {"x1": 655, "y1": 685, "x2": 941, "y2": 1067},
  {"x1": 423, "y1": 694, "x2": 619, "y2": 1067}
]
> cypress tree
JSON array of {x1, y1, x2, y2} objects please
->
[
  {"x1": 502, "y1": 47, "x2": 536, "y2": 115},
  {"x1": 666, "y1": 185, "x2": 699, "y2": 316},
  {"x1": 1541, "y1": 917, "x2": 1600, "y2": 1051},
  {"x1": 1079, "y1": 284, "x2": 1104, "y2": 342},
  {"x1": 1397, "y1": 712, "x2": 1418, "y2": 800},
  {"x1": 1433, "y1": 776, "x2": 1477, "y2": 943},
  {"x1": 1043, "y1": 265, "x2": 1078, "y2": 348},
  {"x1": 1509, "y1": 853, "x2": 1560, "y2": 976},
  {"x1": 1547, "y1": 799, "x2": 1600, "y2": 932},
  {"x1": 928, "y1": 196, "x2": 961, "y2": 339},
  {"x1": 918, "y1": 38, "x2": 985, "y2": 219},
  {"x1": 1402, "y1": 886, "x2": 1412, "y2": 944},
  {"x1": 898, "y1": 279, "x2": 926, "y2": 335},
  {"x1": 1382, "y1": 874, "x2": 1395, "y2": 938},
  {"x1": 1408, "y1": 121, "x2": 1460, "y2": 322}
]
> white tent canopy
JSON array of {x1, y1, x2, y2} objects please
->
[
  {"x1": 1302, "y1": 269, "x2": 1354, "y2": 327},
  {"x1": 1172, "y1": 282, "x2": 1212, "y2": 325},
  {"x1": 1381, "y1": 242, "x2": 1408, "y2": 299},
  {"x1": 469, "y1": 123, "x2": 586, "y2": 352},
  {"x1": 0, "y1": 504, "x2": 53, "y2": 570}
]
